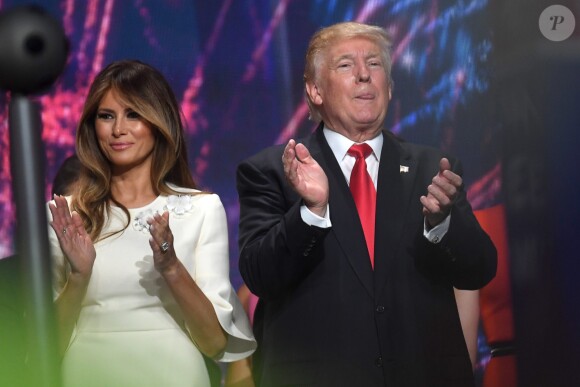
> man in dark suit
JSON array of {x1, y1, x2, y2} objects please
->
[{"x1": 236, "y1": 21, "x2": 497, "y2": 387}]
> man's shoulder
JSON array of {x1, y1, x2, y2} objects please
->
[
  {"x1": 386, "y1": 131, "x2": 449, "y2": 159},
  {"x1": 240, "y1": 135, "x2": 314, "y2": 166},
  {"x1": 246, "y1": 142, "x2": 285, "y2": 160}
]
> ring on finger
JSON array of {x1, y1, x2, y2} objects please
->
[
  {"x1": 160, "y1": 241, "x2": 170, "y2": 253},
  {"x1": 62, "y1": 227, "x2": 67, "y2": 235}
]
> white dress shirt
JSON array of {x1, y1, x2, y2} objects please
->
[{"x1": 300, "y1": 127, "x2": 449, "y2": 243}]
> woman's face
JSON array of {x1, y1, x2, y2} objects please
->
[{"x1": 95, "y1": 89, "x2": 156, "y2": 175}]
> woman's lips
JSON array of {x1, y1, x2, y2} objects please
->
[{"x1": 110, "y1": 142, "x2": 132, "y2": 151}]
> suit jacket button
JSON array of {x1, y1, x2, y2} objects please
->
[
  {"x1": 375, "y1": 356, "x2": 383, "y2": 367},
  {"x1": 375, "y1": 305, "x2": 385, "y2": 313}
]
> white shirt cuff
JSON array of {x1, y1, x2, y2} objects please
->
[
  {"x1": 423, "y1": 214, "x2": 450, "y2": 244},
  {"x1": 300, "y1": 204, "x2": 331, "y2": 228}
]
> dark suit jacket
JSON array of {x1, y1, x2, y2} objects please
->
[{"x1": 236, "y1": 126, "x2": 497, "y2": 387}]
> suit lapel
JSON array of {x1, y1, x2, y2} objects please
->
[
  {"x1": 311, "y1": 127, "x2": 374, "y2": 297},
  {"x1": 374, "y1": 132, "x2": 418, "y2": 295}
]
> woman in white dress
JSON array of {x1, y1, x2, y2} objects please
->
[{"x1": 48, "y1": 60, "x2": 256, "y2": 387}]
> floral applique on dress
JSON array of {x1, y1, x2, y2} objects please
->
[
  {"x1": 133, "y1": 194, "x2": 195, "y2": 233},
  {"x1": 164, "y1": 194, "x2": 194, "y2": 216}
]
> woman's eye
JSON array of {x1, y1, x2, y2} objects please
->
[
  {"x1": 127, "y1": 111, "x2": 140, "y2": 119},
  {"x1": 96, "y1": 112, "x2": 113, "y2": 120}
]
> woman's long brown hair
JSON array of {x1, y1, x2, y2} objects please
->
[{"x1": 72, "y1": 60, "x2": 198, "y2": 241}]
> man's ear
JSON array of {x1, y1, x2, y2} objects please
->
[{"x1": 305, "y1": 81, "x2": 323, "y2": 106}]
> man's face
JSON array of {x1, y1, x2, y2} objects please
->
[{"x1": 306, "y1": 37, "x2": 391, "y2": 141}]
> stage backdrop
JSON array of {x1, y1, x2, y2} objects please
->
[{"x1": 0, "y1": 0, "x2": 502, "y2": 380}]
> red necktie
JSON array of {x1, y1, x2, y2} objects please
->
[{"x1": 347, "y1": 143, "x2": 376, "y2": 268}]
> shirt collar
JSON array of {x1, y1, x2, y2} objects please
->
[{"x1": 323, "y1": 126, "x2": 383, "y2": 162}]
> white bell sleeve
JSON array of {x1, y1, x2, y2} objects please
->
[{"x1": 186, "y1": 193, "x2": 256, "y2": 362}]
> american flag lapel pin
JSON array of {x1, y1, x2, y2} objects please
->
[{"x1": 400, "y1": 165, "x2": 409, "y2": 173}]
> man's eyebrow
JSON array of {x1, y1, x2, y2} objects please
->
[
  {"x1": 332, "y1": 52, "x2": 381, "y2": 62},
  {"x1": 332, "y1": 53, "x2": 355, "y2": 62},
  {"x1": 365, "y1": 52, "x2": 381, "y2": 59}
]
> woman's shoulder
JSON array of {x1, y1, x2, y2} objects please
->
[
  {"x1": 163, "y1": 184, "x2": 223, "y2": 212},
  {"x1": 165, "y1": 183, "x2": 217, "y2": 198}
]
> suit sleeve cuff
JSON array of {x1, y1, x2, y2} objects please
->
[{"x1": 423, "y1": 214, "x2": 450, "y2": 244}]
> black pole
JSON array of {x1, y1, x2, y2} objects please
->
[{"x1": 9, "y1": 94, "x2": 60, "y2": 387}]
